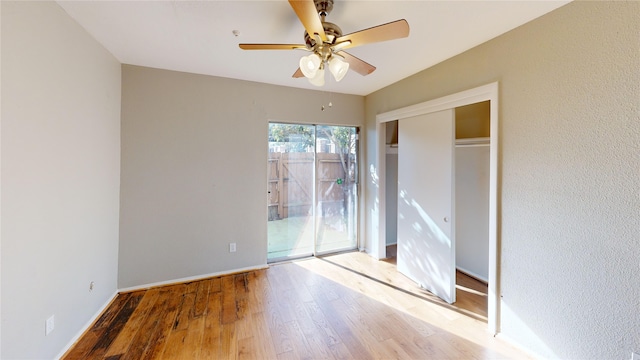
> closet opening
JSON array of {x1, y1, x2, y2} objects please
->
[
  {"x1": 384, "y1": 101, "x2": 490, "y2": 319},
  {"x1": 375, "y1": 82, "x2": 499, "y2": 333}
]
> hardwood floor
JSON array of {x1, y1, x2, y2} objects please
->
[{"x1": 63, "y1": 251, "x2": 528, "y2": 359}]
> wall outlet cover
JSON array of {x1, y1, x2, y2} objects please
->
[{"x1": 45, "y1": 315, "x2": 55, "y2": 336}]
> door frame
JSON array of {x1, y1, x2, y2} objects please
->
[{"x1": 374, "y1": 82, "x2": 500, "y2": 334}]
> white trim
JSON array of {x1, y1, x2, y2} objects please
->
[
  {"x1": 117, "y1": 264, "x2": 269, "y2": 293},
  {"x1": 373, "y1": 119, "x2": 387, "y2": 260},
  {"x1": 377, "y1": 83, "x2": 498, "y2": 123},
  {"x1": 456, "y1": 266, "x2": 489, "y2": 284},
  {"x1": 55, "y1": 290, "x2": 119, "y2": 360},
  {"x1": 374, "y1": 82, "x2": 500, "y2": 334}
]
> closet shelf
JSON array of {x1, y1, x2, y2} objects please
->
[{"x1": 455, "y1": 137, "x2": 490, "y2": 147}]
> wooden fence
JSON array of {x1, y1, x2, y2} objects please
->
[{"x1": 267, "y1": 152, "x2": 355, "y2": 221}]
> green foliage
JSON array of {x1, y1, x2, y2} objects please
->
[
  {"x1": 318, "y1": 126, "x2": 355, "y2": 154},
  {"x1": 269, "y1": 123, "x2": 315, "y2": 152},
  {"x1": 269, "y1": 123, "x2": 356, "y2": 155}
]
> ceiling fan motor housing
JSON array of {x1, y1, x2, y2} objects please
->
[
  {"x1": 304, "y1": 0, "x2": 340, "y2": 50},
  {"x1": 304, "y1": 21, "x2": 342, "y2": 50}
]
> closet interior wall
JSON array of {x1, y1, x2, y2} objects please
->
[{"x1": 455, "y1": 101, "x2": 490, "y2": 282}]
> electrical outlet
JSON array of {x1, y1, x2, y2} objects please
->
[
  {"x1": 631, "y1": 352, "x2": 639, "y2": 360},
  {"x1": 229, "y1": 242, "x2": 236, "y2": 253},
  {"x1": 45, "y1": 315, "x2": 55, "y2": 336}
]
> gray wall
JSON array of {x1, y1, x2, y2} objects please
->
[
  {"x1": 118, "y1": 65, "x2": 364, "y2": 288},
  {"x1": 364, "y1": 1, "x2": 639, "y2": 358},
  {"x1": 1, "y1": 2, "x2": 121, "y2": 358}
]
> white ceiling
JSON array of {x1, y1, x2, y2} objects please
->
[{"x1": 56, "y1": 0, "x2": 570, "y2": 96}]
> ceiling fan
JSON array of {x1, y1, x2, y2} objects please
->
[{"x1": 239, "y1": 0, "x2": 410, "y2": 86}]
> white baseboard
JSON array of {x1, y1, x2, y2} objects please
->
[
  {"x1": 55, "y1": 290, "x2": 119, "y2": 360},
  {"x1": 456, "y1": 266, "x2": 488, "y2": 283},
  {"x1": 117, "y1": 264, "x2": 269, "y2": 293}
]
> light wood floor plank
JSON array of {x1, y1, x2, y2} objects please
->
[
  {"x1": 266, "y1": 307, "x2": 294, "y2": 355},
  {"x1": 280, "y1": 320, "x2": 314, "y2": 360}
]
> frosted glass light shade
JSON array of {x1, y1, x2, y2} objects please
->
[
  {"x1": 300, "y1": 53, "x2": 322, "y2": 78},
  {"x1": 328, "y1": 56, "x2": 349, "y2": 82},
  {"x1": 308, "y1": 68, "x2": 325, "y2": 86}
]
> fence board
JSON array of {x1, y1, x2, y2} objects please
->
[{"x1": 268, "y1": 152, "x2": 354, "y2": 220}]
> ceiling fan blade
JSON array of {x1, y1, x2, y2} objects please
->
[
  {"x1": 335, "y1": 19, "x2": 409, "y2": 50},
  {"x1": 288, "y1": 0, "x2": 327, "y2": 42},
  {"x1": 292, "y1": 68, "x2": 304, "y2": 78},
  {"x1": 340, "y1": 52, "x2": 376, "y2": 76},
  {"x1": 239, "y1": 44, "x2": 307, "y2": 50}
]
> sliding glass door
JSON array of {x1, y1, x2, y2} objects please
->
[
  {"x1": 314, "y1": 125, "x2": 358, "y2": 254},
  {"x1": 267, "y1": 124, "x2": 315, "y2": 260},
  {"x1": 267, "y1": 123, "x2": 358, "y2": 262}
]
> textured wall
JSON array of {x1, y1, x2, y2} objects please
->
[
  {"x1": 364, "y1": 1, "x2": 639, "y2": 358},
  {"x1": 1, "y1": 2, "x2": 121, "y2": 358},
  {"x1": 119, "y1": 65, "x2": 364, "y2": 288}
]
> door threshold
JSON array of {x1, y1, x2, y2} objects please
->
[
  {"x1": 268, "y1": 247, "x2": 359, "y2": 265},
  {"x1": 267, "y1": 253, "x2": 314, "y2": 264}
]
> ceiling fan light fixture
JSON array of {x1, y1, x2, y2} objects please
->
[
  {"x1": 308, "y1": 68, "x2": 325, "y2": 86},
  {"x1": 300, "y1": 53, "x2": 322, "y2": 78},
  {"x1": 328, "y1": 56, "x2": 349, "y2": 82},
  {"x1": 239, "y1": 1, "x2": 409, "y2": 86}
]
